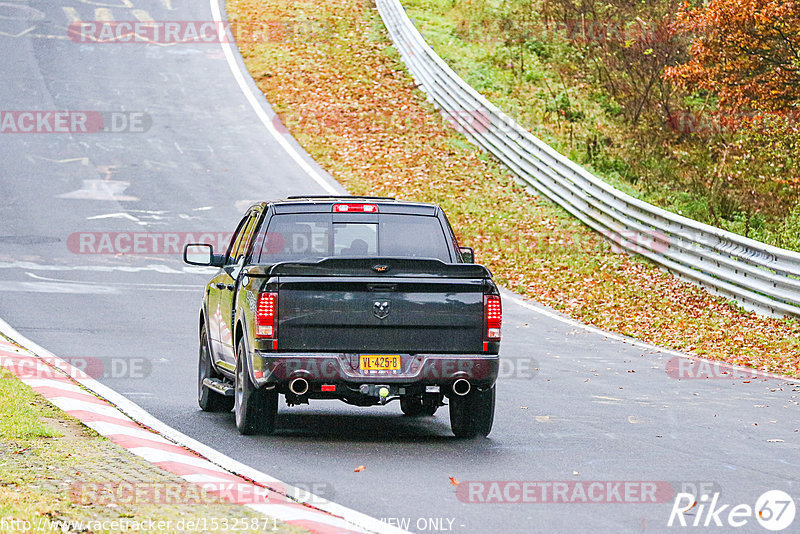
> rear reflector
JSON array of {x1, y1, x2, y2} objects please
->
[
  {"x1": 484, "y1": 295, "x2": 502, "y2": 341},
  {"x1": 256, "y1": 292, "x2": 278, "y2": 339},
  {"x1": 321, "y1": 384, "x2": 336, "y2": 392},
  {"x1": 332, "y1": 203, "x2": 379, "y2": 213}
]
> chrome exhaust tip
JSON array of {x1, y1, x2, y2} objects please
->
[
  {"x1": 289, "y1": 377, "x2": 309, "y2": 396},
  {"x1": 452, "y1": 378, "x2": 471, "y2": 396}
]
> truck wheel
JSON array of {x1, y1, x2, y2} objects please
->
[
  {"x1": 421, "y1": 399, "x2": 438, "y2": 416},
  {"x1": 234, "y1": 342, "x2": 277, "y2": 435},
  {"x1": 400, "y1": 397, "x2": 425, "y2": 416},
  {"x1": 401, "y1": 395, "x2": 440, "y2": 416},
  {"x1": 449, "y1": 385, "x2": 495, "y2": 438},
  {"x1": 198, "y1": 326, "x2": 234, "y2": 412}
]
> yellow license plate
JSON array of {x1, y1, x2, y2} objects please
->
[{"x1": 360, "y1": 355, "x2": 401, "y2": 371}]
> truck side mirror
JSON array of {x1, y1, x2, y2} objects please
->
[
  {"x1": 184, "y1": 243, "x2": 225, "y2": 267},
  {"x1": 459, "y1": 246, "x2": 475, "y2": 263}
]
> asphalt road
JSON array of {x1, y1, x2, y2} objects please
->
[{"x1": 1, "y1": 1, "x2": 798, "y2": 533}]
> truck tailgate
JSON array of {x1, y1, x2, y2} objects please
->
[
  {"x1": 277, "y1": 276, "x2": 484, "y2": 353},
  {"x1": 250, "y1": 258, "x2": 492, "y2": 353}
]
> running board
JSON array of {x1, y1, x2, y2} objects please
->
[{"x1": 202, "y1": 377, "x2": 234, "y2": 397}]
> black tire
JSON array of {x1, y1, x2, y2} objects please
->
[
  {"x1": 400, "y1": 396, "x2": 425, "y2": 416},
  {"x1": 198, "y1": 325, "x2": 234, "y2": 412},
  {"x1": 421, "y1": 402, "x2": 438, "y2": 416},
  {"x1": 234, "y1": 341, "x2": 277, "y2": 435},
  {"x1": 449, "y1": 385, "x2": 495, "y2": 438}
]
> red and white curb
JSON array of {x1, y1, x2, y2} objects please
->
[{"x1": 0, "y1": 319, "x2": 407, "y2": 534}]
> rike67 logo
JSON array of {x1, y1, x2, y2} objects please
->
[{"x1": 668, "y1": 490, "x2": 795, "y2": 531}]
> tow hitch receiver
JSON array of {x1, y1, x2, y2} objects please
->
[{"x1": 359, "y1": 384, "x2": 394, "y2": 403}]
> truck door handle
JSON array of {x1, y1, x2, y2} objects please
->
[
  {"x1": 215, "y1": 283, "x2": 226, "y2": 290},
  {"x1": 215, "y1": 283, "x2": 234, "y2": 291},
  {"x1": 226, "y1": 285, "x2": 235, "y2": 291}
]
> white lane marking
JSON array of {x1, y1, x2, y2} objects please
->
[
  {"x1": 26, "y1": 155, "x2": 90, "y2": 166},
  {"x1": 207, "y1": 0, "x2": 341, "y2": 195},
  {"x1": 25, "y1": 272, "x2": 199, "y2": 290},
  {"x1": 50, "y1": 398, "x2": 121, "y2": 415},
  {"x1": 58, "y1": 180, "x2": 139, "y2": 201},
  {"x1": 94, "y1": 8, "x2": 114, "y2": 22},
  {"x1": 0, "y1": 318, "x2": 408, "y2": 534},
  {"x1": 128, "y1": 448, "x2": 230, "y2": 471},
  {"x1": 127, "y1": 209, "x2": 169, "y2": 215},
  {"x1": 3, "y1": 282, "x2": 196, "y2": 293},
  {"x1": 80, "y1": 0, "x2": 133, "y2": 7},
  {"x1": 62, "y1": 7, "x2": 80, "y2": 23},
  {"x1": 80, "y1": 421, "x2": 162, "y2": 441},
  {"x1": 0, "y1": 27, "x2": 36, "y2": 38},
  {"x1": 41, "y1": 398, "x2": 125, "y2": 417},
  {"x1": 14, "y1": 380, "x2": 86, "y2": 393},
  {"x1": 132, "y1": 9, "x2": 154, "y2": 22},
  {"x1": 0, "y1": 281, "x2": 119, "y2": 294},
  {"x1": 0, "y1": 261, "x2": 215, "y2": 275},
  {"x1": 181, "y1": 473, "x2": 241, "y2": 484},
  {"x1": 86, "y1": 212, "x2": 143, "y2": 223}
]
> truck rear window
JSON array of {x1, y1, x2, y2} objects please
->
[{"x1": 253, "y1": 213, "x2": 453, "y2": 263}]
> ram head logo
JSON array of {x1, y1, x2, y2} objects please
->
[{"x1": 373, "y1": 300, "x2": 391, "y2": 320}]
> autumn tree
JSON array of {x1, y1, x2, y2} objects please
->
[
  {"x1": 541, "y1": 0, "x2": 688, "y2": 127},
  {"x1": 665, "y1": 0, "x2": 800, "y2": 229},
  {"x1": 665, "y1": 0, "x2": 800, "y2": 115}
]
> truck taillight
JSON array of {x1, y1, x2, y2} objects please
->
[
  {"x1": 332, "y1": 203, "x2": 379, "y2": 213},
  {"x1": 484, "y1": 295, "x2": 502, "y2": 340},
  {"x1": 256, "y1": 292, "x2": 278, "y2": 338}
]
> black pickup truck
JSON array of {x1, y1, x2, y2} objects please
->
[{"x1": 184, "y1": 196, "x2": 501, "y2": 438}]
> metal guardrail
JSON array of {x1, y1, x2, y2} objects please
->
[{"x1": 376, "y1": 0, "x2": 800, "y2": 318}]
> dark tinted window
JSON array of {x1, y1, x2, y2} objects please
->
[{"x1": 255, "y1": 213, "x2": 452, "y2": 263}]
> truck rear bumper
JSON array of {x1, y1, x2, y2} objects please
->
[{"x1": 251, "y1": 352, "x2": 499, "y2": 389}]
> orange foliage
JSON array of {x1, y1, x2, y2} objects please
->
[{"x1": 666, "y1": 0, "x2": 800, "y2": 113}]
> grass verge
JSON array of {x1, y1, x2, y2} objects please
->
[
  {"x1": 226, "y1": 0, "x2": 800, "y2": 377},
  {"x1": 0, "y1": 364, "x2": 304, "y2": 534}
]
